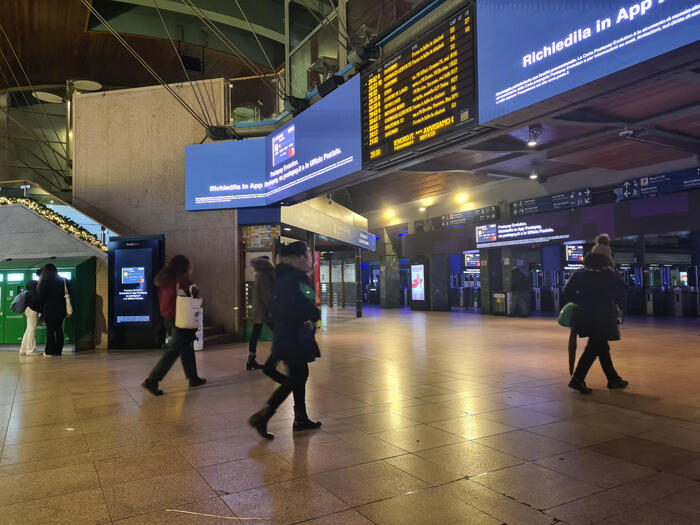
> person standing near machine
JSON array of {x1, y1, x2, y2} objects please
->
[
  {"x1": 247, "y1": 256, "x2": 275, "y2": 370},
  {"x1": 249, "y1": 241, "x2": 322, "y2": 440},
  {"x1": 37, "y1": 264, "x2": 70, "y2": 356},
  {"x1": 510, "y1": 266, "x2": 530, "y2": 317},
  {"x1": 19, "y1": 271, "x2": 43, "y2": 356},
  {"x1": 564, "y1": 235, "x2": 629, "y2": 393},
  {"x1": 142, "y1": 255, "x2": 206, "y2": 396}
]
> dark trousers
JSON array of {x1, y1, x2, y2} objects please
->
[
  {"x1": 249, "y1": 323, "x2": 271, "y2": 359},
  {"x1": 573, "y1": 339, "x2": 620, "y2": 381},
  {"x1": 148, "y1": 327, "x2": 198, "y2": 383},
  {"x1": 45, "y1": 318, "x2": 64, "y2": 355},
  {"x1": 265, "y1": 359, "x2": 309, "y2": 419},
  {"x1": 162, "y1": 317, "x2": 175, "y2": 349}
]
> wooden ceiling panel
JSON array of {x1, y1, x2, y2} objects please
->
[
  {"x1": 584, "y1": 79, "x2": 700, "y2": 121},
  {"x1": 548, "y1": 136, "x2": 691, "y2": 170}
]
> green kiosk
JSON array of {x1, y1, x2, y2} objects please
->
[{"x1": 0, "y1": 257, "x2": 96, "y2": 350}]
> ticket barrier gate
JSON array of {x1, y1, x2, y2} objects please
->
[
  {"x1": 553, "y1": 288, "x2": 561, "y2": 313},
  {"x1": 624, "y1": 288, "x2": 645, "y2": 315},
  {"x1": 645, "y1": 288, "x2": 673, "y2": 316},
  {"x1": 540, "y1": 288, "x2": 556, "y2": 312},
  {"x1": 673, "y1": 288, "x2": 699, "y2": 317}
]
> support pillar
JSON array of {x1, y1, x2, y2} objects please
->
[
  {"x1": 355, "y1": 246, "x2": 362, "y2": 317},
  {"x1": 233, "y1": 209, "x2": 243, "y2": 339},
  {"x1": 380, "y1": 228, "x2": 400, "y2": 308}
]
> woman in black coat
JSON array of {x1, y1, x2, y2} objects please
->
[
  {"x1": 37, "y1": 263, "x2": 70, "y2": 356},
  {"x1": 563, "y1": 235, "x2": 628, "y2": 393},
  {"x1": 249, "y1": 241, "x2": 321, "y2": 440}
]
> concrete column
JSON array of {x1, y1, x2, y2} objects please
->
[
  {"x1": 380, "y1": 228, "x2": 400, "y2": 308},
  {"x1": 355, "y1": 246, "x2": 362, "y2": 318},
  {"x1": 429, "y1": 255, "x2": 450, "y2": 311}
]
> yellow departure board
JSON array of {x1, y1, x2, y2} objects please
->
[{"x1": 362, "y1": 5, "x2": 476, "y2": 164}]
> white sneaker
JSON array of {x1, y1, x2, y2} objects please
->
[{"x1": 26, "y1": 351, "x2": 43, "y2": 356}]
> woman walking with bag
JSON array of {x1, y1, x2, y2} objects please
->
[
  {"x1": 37, "y1": 264, "x2": 70, "y2": 356},
  {"x1": 20, "y1": 272, "x2": 43, "y2": 356},
  {"x1": 563, "y1": 235, "x2": 628, "y2": 393},
  {"x1": 249, "y1": 241, "x2": 322, "y2": 440},
  {"x1": 142, "y1": 255, "x2": 206, "y2": 396}
]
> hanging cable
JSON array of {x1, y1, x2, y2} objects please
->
[
  {"x1": 327, "y1": 0, "x2": 351, "y2": 47},
  {"x1": 0, "y1": 21, "x2": 68, "y2": 155},
  {"x1": 78, "y1": 0, "x2": 210, "y2": 129},
  {"x1": 181, "y1": 0, "x2": 286, "y2": 101},
  {"x1": 233, "y1": 0, "x2": 287, "y2": 97},
  {"x1": 0, "y1": 48, "x2": 65, "y2": 172},
  {"x1": 153, "y1": 0, "x2": 214, "y2": 127}
]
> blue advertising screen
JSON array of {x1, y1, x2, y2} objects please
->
[
  {"x1": 477, "y1": 1, "x2": 700, "y2": 123},
  {"x1": 264, "y1": 74, "x2": 362, "y2": 203},
  {"x1": 185, "y1": 138, "x2": 267, "y2": 210},
  {"x1": 186, "y1": 74, "x2": 362, "y2": 209}
]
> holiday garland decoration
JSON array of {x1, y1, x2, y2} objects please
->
[{"x1": 0, "y1": 196, "x2": 108, "y2": 252}]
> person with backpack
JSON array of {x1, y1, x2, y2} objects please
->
[
  {"x1": 563, "y1": 234, "x2": 628, "y2": 393},
  {"x1": 248, "y1": 241, "x2": 322, "y2": 440},
  {"x1": 19, "y1": 272, "x2": 43, "y2": 356},
  {"x1": 141, "y1": 255, "x2": 206, "y2": 396},
  {"x1": 37, "y1": 264, "x2": 70, "y2": 356},
  {"x1": 247, "y1": 256, "x2": 275, "y2": 370}
]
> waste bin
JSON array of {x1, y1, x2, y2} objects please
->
[{"x1": 492, "y1": 293, "x2": 507, "y2": 315}]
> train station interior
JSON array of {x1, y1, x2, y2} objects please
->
[{"x1": 0, "y1": 0, "x2": 699, "y2": 523}]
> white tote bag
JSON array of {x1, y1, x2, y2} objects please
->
[
  {"x1": 64, "y1": 279, "x2": 73, "y2": 317},
  {"x1": 175, "y1": 285, "x2": 202, "y2": 329}
]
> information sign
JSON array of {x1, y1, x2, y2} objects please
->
[
  {"x1": 511, "y1": 189, "x2": 592, "y2": 217},
  {"x1": 618, "y1": 167, "x2": 700, "y2": 201},
  {"x1": 440, "y1": 205, "x2": 499, "y2": 228}
]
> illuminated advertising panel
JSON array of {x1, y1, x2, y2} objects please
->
[
  {"x1": 411, "y1": 264, "x2": 425, "y2": 301},
  {"x1": 565, "y1": 245, "x2": 585, "y2": 263},
  {"x1": 477, "y1": 1, "x2": 700, "y2": 123},
  {"x1": 476, "y1": 222, "x2": 569, "y2": 248},
  {"x1": 464, "y1": 251, "x2": 481, "y2": 268}
]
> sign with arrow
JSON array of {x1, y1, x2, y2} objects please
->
[
  {"x1": 440, "y1": 206, "x2": 500, "y2": 228},
  {"x1": 510, "y1": 188, "x2": 592, "y2": 218},
  {"x1": 618, "y1": 167, "x2": 700, "y2": 202}
]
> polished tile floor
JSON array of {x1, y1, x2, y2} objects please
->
[{"x1": 1, "y1": 308, "x2": 700, "y2": 524}]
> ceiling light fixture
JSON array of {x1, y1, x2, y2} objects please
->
[
  {"x1": 386, "y1": 210, "x2": 394, "y2": 218},
  {"x1": 32, "y1": 91, "x2": 63, "y2": 103},
  {"x1": 528, "y1": 125, "x2": 542, "y2": 147},
  {"x1": 283, "y1": 227, "x2": 292, "y2": 231},
  {"x1": 457, "y1": 194, "x2": 467, "y2": 202},
  {"x1": 529, "y1": 172, "x2": 539, "y2": 181},
  {"x1": 419, "y1": 207, "x2": 426, "y2": 212}
]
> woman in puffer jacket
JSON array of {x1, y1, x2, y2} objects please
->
[{"x1": 563, "y1": 234, "x2": 629, "y2": 394}]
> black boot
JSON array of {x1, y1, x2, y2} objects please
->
[
  {"x1": 246, "y1": 358, "x2": 263, "y2": 370},
  {"x1": 607, "y1": 377, "x2": 629, "y2": 389},
  {"x1": 248, "y1": 405, "x2": 275, "y2": 440},
  {"x1": 189, "y1": 377, "x2": 207, "y2": 387},
  {"x1": 293, "y1": 405, "x2": 321, "y2": 431},
  {"x1": 141, "y1": 378, "x2": 164, "y2": 396},
  {"x1": 568, "y1": 377, "x2": 592, "y2": 394}
]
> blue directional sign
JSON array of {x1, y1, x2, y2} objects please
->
[
  {"x1": 440, "y1": 206, "x2": 500, "y2": 228},
  {"x1": 511, "y1": 188, "x2": 592, "y2": 218},
  {"x1": 618, "y1": 167, "x2": 700, "y2": 201}
]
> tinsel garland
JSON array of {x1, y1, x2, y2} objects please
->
[{"x1": 0, "y1": 196, "x2": 108, "y2": 252}]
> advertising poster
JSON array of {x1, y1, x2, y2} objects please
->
[
  {"x1": 113, "y1": 248, "x2": 152, "y2": 325},
  {"x1": 411, "y1": 264, "x2": 425, "y2": 301}
]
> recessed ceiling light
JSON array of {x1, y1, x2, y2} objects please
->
[
  {"x1": 386, "y1": 210, "x2": 394, "y2": 218},
  {"x1": 419, "y1": 207, "x2": 426, "y2": 212},
  {"x1": 529, "y1": 172, "x2": 539, "y2": 180},
  {"x1": 283, "y1": 227, "x2": 292, "y2": 231},
  {"x1": 528, "y1": 125, "x2": 542, "y2": 147},
  {"x1": 457, "y1": 194, "x2": 467, "y2": 202}
]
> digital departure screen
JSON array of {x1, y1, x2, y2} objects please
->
[
  {"x1": 361, "y1": 5, "x2": 476, "y2": 164},
  {"x1": 565, "y1": 245, "x2": 585, "y2": 263},
  {"x1": 113, "y1": 248, "x2": 152, "y2": 325},
  {"x1": 477, "y1": 1, "x2": 700, "y2": 123}
]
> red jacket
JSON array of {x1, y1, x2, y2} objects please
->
[{"x1": 158, "y1": 275, "x2": 197, "y2": 318}]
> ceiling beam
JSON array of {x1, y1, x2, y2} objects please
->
[{"x1": 114, "y1": 0, "x2": 285, "y2": 43}]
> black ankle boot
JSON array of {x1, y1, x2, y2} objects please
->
[
  {"x1": 608, "y1": 377, "x2": 629, "y2": 389},
  {"x1": 248, "y1": 405, "x2": 275, "y2": 440},
  {"x1": 246, "y1": 358, "x2": 263, "y2": 370},
  {"x1": 293, "y1": 418, "x2": 322, "y2": 431},
  {"x1": 141, "y1": 378, "x2": 164, "y2": 396},
  {"x1": 568, "y1": 377, "x2": 592, "y2": 394}
]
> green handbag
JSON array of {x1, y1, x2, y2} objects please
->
[{"x1": 558, "y1": 302, "x2": 578, "y2": 327}]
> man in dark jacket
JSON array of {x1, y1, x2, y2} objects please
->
[
  {"x1": 509, "y1": 266, "x2": 530, "y2": 317},
  {"x1": 563, "y1": 238, "x2": 628, "y2": 393},
  {"x1": 247, "y1": 256, "x2": 275, "y2": 370},
  {"x1": 249, "y1": 241, "x2": 321, "y2": 440}
]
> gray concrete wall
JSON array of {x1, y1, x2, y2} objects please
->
[
  {"x1": 0, "y1": 204, "x2": 108, "y2": 348},
  {"x1": 72, "y1": 79, "x2": 238, "y2": 332}
]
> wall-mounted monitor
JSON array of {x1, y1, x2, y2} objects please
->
[
  {"x1": 464, "y1": 251, "x2": 481, "y2": 268},
  {"x1": 476, "y1": 221, "x2": 569, "y2": 248},
  {"x1": 565, "y1": 245, "x2": 584, "y2": 263},
  {"x1": 477, "y1": 1, "x2": 700, "y2": 123}
]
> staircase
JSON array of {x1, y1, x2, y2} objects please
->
[{"x1": 203, "y1": 324, "x2": 237, "y2": 347}]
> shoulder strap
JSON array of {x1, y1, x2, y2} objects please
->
[{"x1": 63, "y1": 279, "x2": 68, "y2": 293}]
